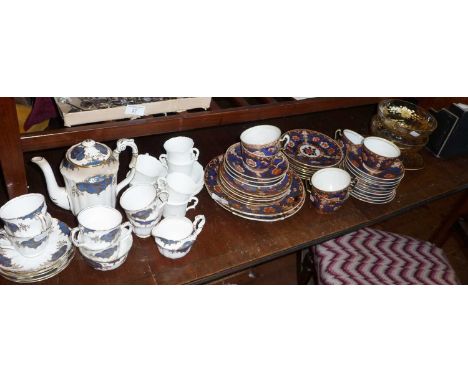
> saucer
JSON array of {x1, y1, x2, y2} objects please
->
[
  {"x1": 224, "y1": 143, "x2": 289, "y2": 181},
  {"x1": 79, "y1": 233, "x2": 133, "y2": 271},
  {"x1": 0, "y1": 218, "x2": 75, "y2": 283},
  {"x1": 282, "y1": 129, "x2": 343, "y2": 167},
  {"x1": 220, "y1": 160, "x2": 292, "y2": 197},
  {"x1": 205, "y1": 155, "x2": 305, "y2": 222}
]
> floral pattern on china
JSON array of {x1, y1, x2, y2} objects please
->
[
  {"x1": 0, "y1": 218, "x2": 73, "y2": 272},
  {"x1": 224, "y1": 143, "x2": 288, "y2": 180},
  {"x1": 283, "y1": 129, "x2": 343, "y2": 167},
  {"x1": 204, "y1": 155, "x2": 305, "y2": 221},
  {"x1": 346, "y1": 144, "x2": 404, "y2": 180}
]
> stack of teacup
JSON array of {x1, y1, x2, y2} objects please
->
[
  {"x1": 117, "y1": 136, "x2": 205, "y2": 260},
  {"x1": 337, "y1": 129, "x2": 405, "y2": 204},
  {"x1": 0, "y1": 193, "x2": 74, "y2": 282},
  {"x1": 158, "y1": 136, "x2": 204, "y2": 218},
  {"x1": 71, "y1": 206, "x2": 134, "y2": 271}
]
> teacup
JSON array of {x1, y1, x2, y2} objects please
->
[
  {"x1": 308, "y1": 168, "x2": 353, "y2": 214},
  {"x1": 162, "y1": 196, "x2": 198, "y2": 218},
  {"x1": 159, "y1": 155, "x2": 195, "y2": 176},
  {"x1": 0, "y1": 193, "x2": 51, "y2": 238},
  {"x1": 152, "y1": 215, "x2": 205, "y2": 259},
  {"x1": 163, "y1": 173, "x2": 199, "y2": 203},
  {"x1": 0, "y1": 226, "x2": 50, "y2": 258},
  {"x1": 163, "y1": 136, "x2": 199, "y2": 163},
  {"x1": 190, "y1": 161, "x2": 204, "y2": 195},
  {"x1": 120, "y1": 185, "x2": 169, "y2": 238},
  {"x1": 79, "y1": 234, "x2": 133, "y2": 271},
  {"x1": 362, "y1": 137, "x2": 401, "y2": 171},
  {"x1": 241, "y1": 125, "x2": 290, "y2": 157},
  {"x1": 130, "y1": 154, "x2": 168, "y2": 186},
  {"x1": 70, "y1": 206, "x2": 132, "y2": 250},
  {"x1": 335, "y1": 129, "x2": 364, "y2": 155},
  {"x1": 240, "y1": 125, "x2": 290, "y2": 170}
]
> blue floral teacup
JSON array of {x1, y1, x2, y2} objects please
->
[{"x1": 70, "y1": 206, "x2": 132, "y2": 250}]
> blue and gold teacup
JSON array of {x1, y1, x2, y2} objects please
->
[
  {"x1": 0, "y1": 225, "x2": 51, "y2": 258},
  {"x1": 70, "y1": 206, "x2": 132, "y2": 250},
  {"x1": 308, "y1": 168, "x2": 354, "y2": 214},
  {"x1": 0, "y1": 193, "x2": 51, "y2": 238}
]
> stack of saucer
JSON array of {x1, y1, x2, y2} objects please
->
[
  {"x1": 205, "y1": 125, "x2": 305, "y2": 222},
  {"x1": 281, "y1": 129, "x2": 344, "y2": 179},
  {"x1": 0, "y1": 194, "x2": 74, "y2": 283},
  {"x1": 344, "y1": 138, "x2": 405, "y2": 204}
]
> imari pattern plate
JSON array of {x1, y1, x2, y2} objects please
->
[{"x1": 283, "y1": 129, "x2": 343, "y2": 168}]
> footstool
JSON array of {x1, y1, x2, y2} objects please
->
[{"x1": 313, "y1": 227, "x2": 459, "y2": 285}]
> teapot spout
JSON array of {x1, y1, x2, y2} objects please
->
[{"x1": 31, "y1": 157, "x2": 70, "y2": 211}]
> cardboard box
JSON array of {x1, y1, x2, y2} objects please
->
[{"x1": 55, "y1": 97, "x2": 212, "y2": 127}]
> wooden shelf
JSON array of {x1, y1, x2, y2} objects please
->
[{"x1": 19, "y1": 97, "x2": 384, "y2": 152}]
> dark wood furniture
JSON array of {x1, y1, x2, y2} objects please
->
[{"x1": 0, "y1": 98, "x2": 467, "y2": 284}]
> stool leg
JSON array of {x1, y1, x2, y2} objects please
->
[{"x1": 430, "y1": 190, "x2": 468, "y2": 247}]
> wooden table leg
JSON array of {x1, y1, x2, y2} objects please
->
[
  {"x1": 430, "y1": 190, "x2": 468, "y2": 247},
  {"x1": 0, "y1": 97, "x2": 28, "y2": 198}
]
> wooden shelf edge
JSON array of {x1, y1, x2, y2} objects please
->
[{"x1": 20, "y1": 97, "x2": 383, "y2": 152}]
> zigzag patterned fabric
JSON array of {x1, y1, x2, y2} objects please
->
[{"x1": 314, "y1": 228, "x2": 459, "y2": 285}]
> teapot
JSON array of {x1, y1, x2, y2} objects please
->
[{"x1": 32, "y1": 138, "x2": 138, "y2": 215}]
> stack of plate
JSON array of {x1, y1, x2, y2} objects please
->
[
  {"x1": 282, "y1": 129, "x2": 344, "y2": 179},
  {"x1": 0, "y1": 218, "x2": 75, "y2": 283},
  {"x1": 204, "y1": 143, "x2": 305, "y2": 222},
  {"x1": 343, "y1": 145, "x2": 405, "y2": 204}
]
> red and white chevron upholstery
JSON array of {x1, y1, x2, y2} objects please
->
[{"x1": 313, "y1": 228, "x2": 459, "y2": 285}]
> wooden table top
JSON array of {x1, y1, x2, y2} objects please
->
[{"x1": 1, "y1": 105, "x2": 468, "y2": 284}]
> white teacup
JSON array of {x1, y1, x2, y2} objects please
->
[
  {"x1": 0, "y1": 193, "x2": 51, "y2": 238},
  {"x1": 190, "y1": 161, "x2": 204, "y2": 195},
  {"x1": 163, "y1": 173, "x2": 199, "y2": 203},
  {"x1": 159, "y1": 155, "x2": 195, "y2": 176},
  {"x1": 163, "y1": 136, "x2": 199, "y2": 163},
  {"x1": 130, "y1": 154, "x2": 168, "y2": 186},
  {"x1": 163, "y1": 196, "x2": 198, "y2": 218},
  {"x1": 70, "y1": 206, "x2": 132, "y2": 250},
  {"x1": 120, "y1": 185, "x2": 169, "y2": 238},
  {"x1": 152, "y1": 215, "x2": 205, "y2": 259},
  {"x1": 0, "y1": 226, "x2": 50, "y2": 258}
]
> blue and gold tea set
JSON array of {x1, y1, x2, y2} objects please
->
[{"x1": 0, "y1": 137, "x2": 206, "y2": 283}]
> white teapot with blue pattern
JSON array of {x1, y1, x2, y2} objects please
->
[{"x1": 32, "y1": 138, "x2": 138, "y2": 216}]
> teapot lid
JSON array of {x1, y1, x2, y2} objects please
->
[{"x1": 66, "y1": 139, "x2": 111, "y2": 167}]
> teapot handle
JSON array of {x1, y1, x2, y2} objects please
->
[{"x1": 114, "y1": 138, "x2": 139, "y2": 194}]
